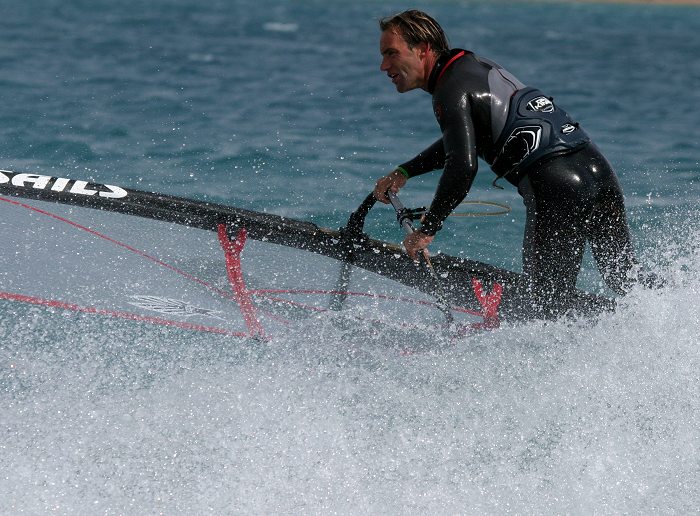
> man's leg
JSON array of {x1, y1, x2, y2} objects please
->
[{"x1": 520, "y1": 175, "x2": 589, "y2": 317}]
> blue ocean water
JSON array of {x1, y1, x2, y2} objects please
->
[{"x1": 1, "y1": 0, "x2": 698, "y2": 513}]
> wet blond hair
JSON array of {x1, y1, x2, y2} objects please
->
[{"x1": 379, "y1": 10, "x2": 450, "y2": 56}]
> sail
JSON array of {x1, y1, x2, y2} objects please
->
[{"x1": 0, "y1": 169, "x2": 612, "y2": 339}]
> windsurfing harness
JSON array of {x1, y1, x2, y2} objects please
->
[{"x1": 489, "y1": 86, "x2": 591, "y2": 186}]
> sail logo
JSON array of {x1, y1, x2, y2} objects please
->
[
  {"x1": 128, "y1": 295, "x2": 224, "y2": 320},
  {"x1": 0, "y1": 170, "x2": 127, "y2": 199}
]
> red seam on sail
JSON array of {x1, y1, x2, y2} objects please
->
[{"x1": 0, "y1": 290, "x2": 248, "y2": 337}]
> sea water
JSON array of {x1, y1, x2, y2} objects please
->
[{"x1": 1, "y1": 0, "x2": 698, "y2": 513}]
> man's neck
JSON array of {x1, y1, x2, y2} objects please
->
[{"x1": 420, "y1": 52, "x2": 439, "y2": 92}]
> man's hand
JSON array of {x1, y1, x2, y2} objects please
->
[
  {"x1": 403, "y1": 229, "x2": 434, "y2": 261},
  {"x1": 373, "y1": 169, "x2": 407, "y2": 204}
]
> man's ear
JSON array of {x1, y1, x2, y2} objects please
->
[{"x1": 416, "y1": 41, "x2": 430, "y2": 58}]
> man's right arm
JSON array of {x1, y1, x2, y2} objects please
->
[
  {"x1": 373, "y1": 138, "x2": 445, "y2": 203},
  {"x1": 397, "y1": 138, "x2": 446, "y2": 178},
  {"x1": 373, "y1": 168, "x2": 407, "y2": 203}
]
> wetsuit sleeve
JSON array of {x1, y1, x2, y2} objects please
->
[
  {"x1": 419, "y1": 88, "x2": 479, "y2": 236},
  {"x1": 397, "y1": 138, "x2": 446, "y2": 177}
]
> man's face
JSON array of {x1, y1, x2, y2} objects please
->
[{"x1": 379, "y1": 29, "x2": 427, "y2": 93}]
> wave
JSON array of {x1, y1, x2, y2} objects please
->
[{"x1": 1, "y1": 227, "x2": 698, "y2": 512}]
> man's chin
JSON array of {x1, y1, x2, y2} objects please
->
[{"x1": 394, "y1": 81, "x2": 420, "y2": 93}]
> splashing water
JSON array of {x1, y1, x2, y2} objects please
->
[{"x1": 1, "y1": 227, "x2": 697, "y2": 514}]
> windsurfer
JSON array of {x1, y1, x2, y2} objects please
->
[{"x1": 373, "y1": 9, "x2": 655, "y2": 317}]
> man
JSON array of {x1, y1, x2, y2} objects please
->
[{"x1": 373, "y1": 9, "x2": 644, "y2": 316}]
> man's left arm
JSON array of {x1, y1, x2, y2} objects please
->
[{"x1": 403, "y1": 89, "x2": 478, "y2": 260}]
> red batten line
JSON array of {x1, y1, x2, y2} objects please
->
[
  {"x1": 0, "y1": 196, "x2": 235, "y2": 300},
  {"x1": 0, "y1": 290, "x2": 248, "y2": 337},
  {"x1": 217, "y1": 224, "x2": 267, "y2": 339}
]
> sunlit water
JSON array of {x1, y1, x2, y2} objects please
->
[{"x1": 1, "y1": 0, "x2": 698, "y2": 513}]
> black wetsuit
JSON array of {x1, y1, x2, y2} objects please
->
[{"x1": 397, "y1": 49, "x2": 639, "y2": 314}]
